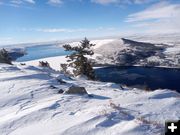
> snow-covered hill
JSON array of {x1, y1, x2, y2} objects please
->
[
  {"x1": 0, "y1": 63, "x2": 179, "y2": 135},
  {"x1": 93, "y1": 38, "x2": 180, "y2": 68}
]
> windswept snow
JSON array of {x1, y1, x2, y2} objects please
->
[
  {"x1": 164, "y1": 45, "x2": 180, "y2": 54},
  {"x1": 0, "y1": 63, "x2": 180, "y2": 135},
  {"x1": 23, "y1": 53, "x2": 101, "y2": 71},
  {"x1": 23, "y1": 55, "x2": 67, "y2": 71}
]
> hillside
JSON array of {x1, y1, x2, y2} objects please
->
[
  {"x1": 0, "y1": 63, "x2": 179, "y2": 135},
  {"x1": 94, "y1": 38, "x2": 180, "y2": 68}
]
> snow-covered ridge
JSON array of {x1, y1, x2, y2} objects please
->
[
  {"x1": 92, "y1": 38, "x2": 180, "y2": 68},
  {"x1": 0, "y1": 63, "x2": 179, "y2": 135}
]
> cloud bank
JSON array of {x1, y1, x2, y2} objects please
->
[{"x1": 126, "y1": 1, "x2": 180, "y2": 34}]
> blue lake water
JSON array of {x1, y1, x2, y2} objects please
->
[
  {"x1": 16, "y1": 45, "x2": 70, "y2": 62},
  {"x1": 95, "y1": 66, "x2": 180, "y2": 91}
]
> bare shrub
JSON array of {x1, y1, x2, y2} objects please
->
[
  {"x1": 108, "y1": 100, "x2": 163, "y2": 130},
  {"x1": 60, "y1": 63, "x2": 70, "y2": 75},
  {"x1": 39, "y1": 61, "x2": 50, "y2": 68}
]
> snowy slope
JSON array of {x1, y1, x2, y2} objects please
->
[
  {"x1": 0, "y1": 63, "x2": 180, "y2": 135},
  {"x1": 23, "y1": 55, "x2": 67, "y2": 71},
  {"x1": 23, "y1": 54, "x2": 101, "y2": 71},
  {"x1": 91, "y1": 38, "x2": 180, "y2": 67}
]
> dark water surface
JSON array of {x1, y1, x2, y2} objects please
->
[
  {"x1": 95, "y1": 66, "x2": 180, "y2": 91},
  {"x1": 17, "y1": 45, "x2": 70, "y2": 62}
]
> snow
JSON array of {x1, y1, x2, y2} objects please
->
[
  {"x1": 1, "y1": 35, "x2": 180, "y2": 134},
  {"x1": 164, "y1": 45, "x2": 180, "y2": 54},
  {"x1": 91, "y1": 39, "x2": 116, "y2": 49},
  {"x1": 147, "y1": 56, "x2": 162, "y2": 63},
  {"x1": 0, "y1": 63, "x2": 179, "y2": 135},
  {"x1": 63, "y1": 39, "x2": 116, "y2": 50},
  {"x1": 22, "y1": 53, "x2": 101, "y2": 71},
  {"x1": 23, "y1": 55, "x2": 67, "y2": 71},
  {"x1": 128, "y1": 33, "x2": 180, "y2": 45}
]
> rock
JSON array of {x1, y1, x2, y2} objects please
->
[
  {"x1": 106, "y1": 83, "x2": 123, "y2": 89},
  {"x1": 50, "y1": 85, "x2": 58, "y2": 89},
  {"x1": 20, "y1": 63, "x2": 26, "y2": 65},
  {"x1": 57, "y1": 78, "x2": 67, "y2": 84},
  {"x1": 58, "y1": 89, "x2": 64, "y2": 94},
  {"x1": 65, "y1": 86, "x2": 88, "y2": 95}
]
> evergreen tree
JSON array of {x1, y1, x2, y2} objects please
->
[
  {"x1": 0, "y1": 48, "x2": 12, "y2": 64},
  {"x1": 62, "y1": 38, "x2": 95, "y2": 80}
]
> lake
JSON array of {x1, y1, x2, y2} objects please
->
[
  {"x1": 95, "y1": 66, "x2": 180, "y2": 91},
  {"x1": 16, "y1": 45, "x2": 70, "y2": 62}
]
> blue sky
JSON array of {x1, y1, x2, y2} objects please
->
[{"x1": 0, "y1": 0, "x2": 180, "y2": 45}]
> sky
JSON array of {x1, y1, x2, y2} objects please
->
[{"x1": 0, "y1": 0, "x2": 180, "y2": 45}]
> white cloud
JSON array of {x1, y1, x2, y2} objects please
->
[
  {"x1": 91, "y1": 0, "x2": 158, "y2": 5},
  {"x1": 37, "y1": 28, "x2": 82, "y2": 33},
  {"x1": 48, "y1": 0, "x2": 63, "y2": 5},
  {"x1": 91, "y1": 0, "x2": 119, "y2": 5},
  {"x1": 126, "y1": 2, "x2": 180, "y2": 22},
  {"x1": 126, "y1": 1, "x2": 180, "y2": 34},
  {"x1": 36, "y1": 27, "x2": 116, "y2": 33},
  {"x1": 9, "y1": 0, "x2": 35, "y2": 6},
  {"x1": 11, "y1": 0, "x2": 23, "y2": 5},
  {"x1": 24, "y1": 0, "x2": 35, "y2": 4}
]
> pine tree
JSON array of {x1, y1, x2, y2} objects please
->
[
  {"x1": 0, "y1": 48, "x2": 12, "y2": 64},
  {"x1": 62, "y1": 38, "x2": 95, "y2": 80}
]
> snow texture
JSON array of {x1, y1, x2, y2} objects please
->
[{"x1": 0, "y1": 63, "x2": 179, "y2": 135}]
